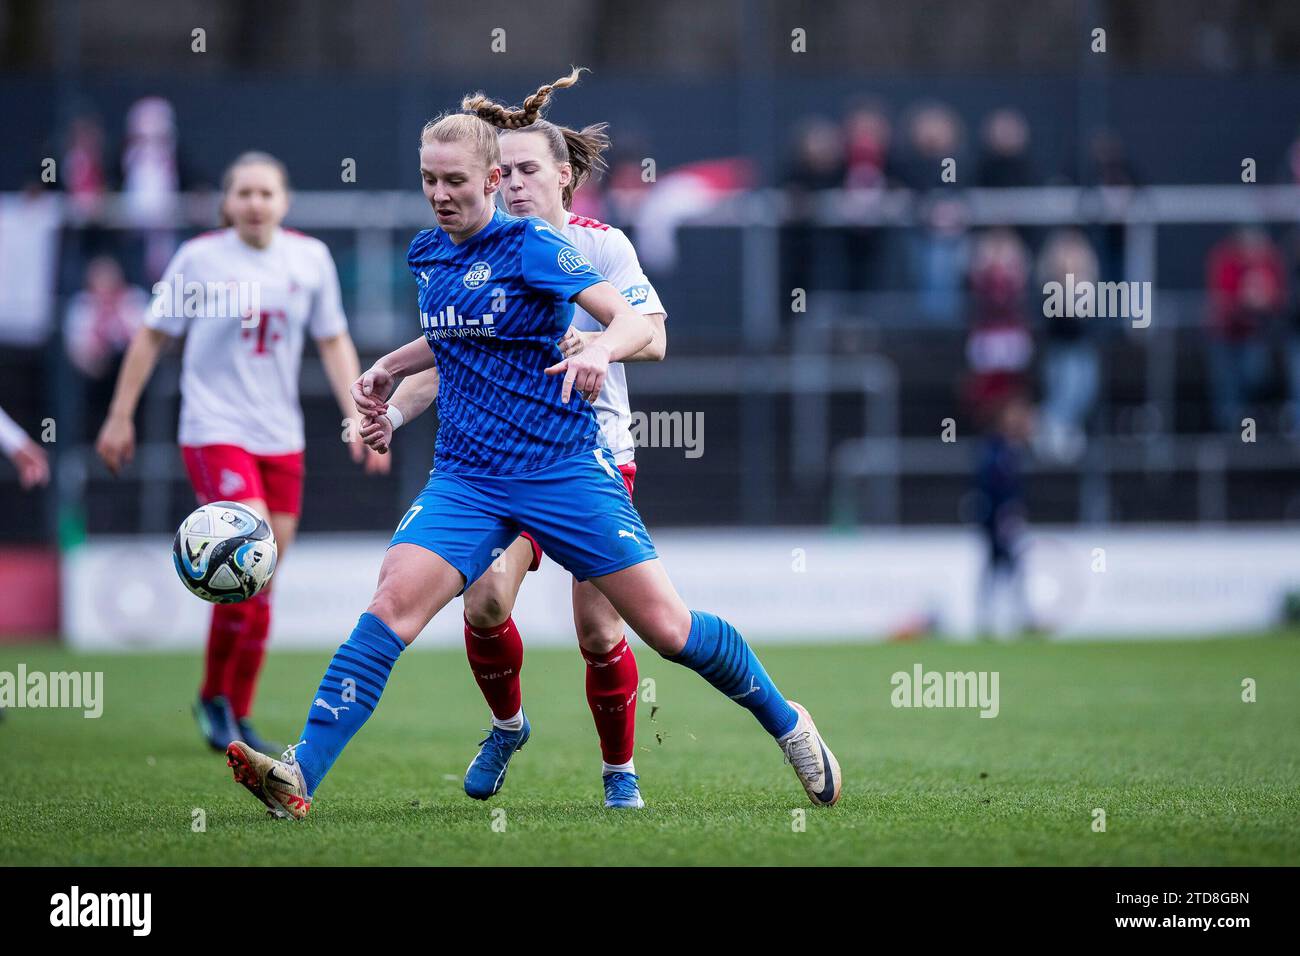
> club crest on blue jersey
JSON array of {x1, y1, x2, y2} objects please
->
[
  {"x1": 463, "y1": 261, "x2": 492, "y2": 289},
  {"x1": 557, "y1": 248, "x2": 593, "y2": 275}
]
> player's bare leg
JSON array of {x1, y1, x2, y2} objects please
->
[
  {"x1": 590, "y1": 559, "x2": 841, "y2": 807},
  {"x1": 366, "y1": 544, "x2": 464, "y2": 643},
  {"x1": 228, "y1": 544, "x2": 463, "y2": 818},
  {"x1": 573, "y1": 576, "x2": 644, "y2": 808},
  {"x1": 459, "y1": 537, "x2": 533, "y2": 799}
]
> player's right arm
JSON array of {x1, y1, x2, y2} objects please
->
[
  {"x1": 351, "y1": 335, "x2": 438, "y2": 418},
  {"x1": 359, "y1": 365, "x2": 439, "y2": 455},
  {"x1": 95, "y1": 325, "x2": 172, "y2": 476}
]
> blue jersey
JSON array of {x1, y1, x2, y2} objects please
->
[{"x1": 408, "y1": 209, "x2": 607, "y2": 475}]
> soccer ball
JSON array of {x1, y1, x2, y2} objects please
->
[{"x1": 172, "y1": 501, "x2": 278, "y2": 603}]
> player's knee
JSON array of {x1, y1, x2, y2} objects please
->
[
  {"x1": 365, "y1": 587, "x2": 416, "y2": 644},
  {"x1": 575, "y1": 618, "x2": 623, "y2": 656},
  {"x1": 633, "y1": 603, "x2": 691, "y2": 657},
  {"x1": 464, "y1": 588, "x2": 511, "y2": 629}
]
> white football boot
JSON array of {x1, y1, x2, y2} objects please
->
[
  {"x1": 779, "y1": 701, "x2": 842, "y2": 806},
  {"x1": 227, "y1": 740, "x2": 312, "y2": 820}
]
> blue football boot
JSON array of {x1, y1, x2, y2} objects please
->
[
  {"x1": 464, "y1": 711, "x2": 531, "y2": 800},
  {"x1": 602, "y1": 771, "x2": 646, "y2": 809},
  {"x1": 194, "y1": 694, "x2": 239, "y2": 752}
]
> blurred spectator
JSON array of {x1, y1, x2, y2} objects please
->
[
  {"x1": 843, "y1": 101, "x2": 891, "y2": 190},
  {"x1": 1205, "y1": 227, "x2": 1286, "y2": 432},
  {"x1": 899, "y1": 103, "x2": 967, "y2": 323},
  {"x1": 781, "y1": 117, "x2": 848, "y2": 294},
  {"x1": 1083, "y1": 129, "x2": 1140, "y2": 281},
  {"x1": 895, "y1": 103, "x2": 963, "y2": 191},
  {"x1": 963, "y1": 228, "x2": 1033, "y2": 423},
  {"x1": 1036, "y1": 229, "x2": 1101, "y2": 462},
  {"x1": 842, "y1": 101, "x2": 893, "y2": 291},
  {"x1": 976, "y1": 108, "x2": 1035, "y2": 188},
  {"x1": 63, "y1": 256, "x2": 148, "y2": 445},
  {"x1": 63, "y1": 114, "x2": 109, "y2": 220},
  {"x1": 60, "y1": 113, "x2": 116, "y2": 286},
  {"x1": 121, "y1": 97, "x2": 182, "y2": 282},
  {"x1": 64, "y1": 256, "x2": 147, "y2": 380},
  {"x1": 786, "y1": 116, "x2": 847, "y2": 193},
  {"x1": 972, "y1": 393, "x2": 1035, "y2": 638}
]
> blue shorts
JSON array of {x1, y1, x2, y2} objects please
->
[{"x1": 389, "y1": 448, "x2": 658, "y2": 591}]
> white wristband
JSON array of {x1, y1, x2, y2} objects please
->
[{"x1": 383, "y1": 405, "x2": 404, "y2": 430}]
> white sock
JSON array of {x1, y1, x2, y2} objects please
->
[
  {"x1": 602, "y1": 758, "x2": 635, "y2": 775},
  {"x1": 492, "y1": 707, "x2": 524, "y2": 732}
]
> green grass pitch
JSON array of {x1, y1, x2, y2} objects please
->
[{"x1": 1, "y1": 635, "x2": 1297, "y2": 865}]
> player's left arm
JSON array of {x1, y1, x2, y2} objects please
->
[
  {"x1": 562, "y1": 312, "x2": 665, "y2": 362},
  {"x1": 571, "y1": 282, "x2": 655, "y2": 362},
  {"x1": 625, "y1": 312, "x2": 667, "y2": 362}
]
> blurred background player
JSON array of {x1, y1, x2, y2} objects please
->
[
  {"x1": 972, "y1": 392, "x2": 1035, "y2": 638},
  {"x1": 94, "y1": 151, "x2": 388, "y2": 753},
  {"x1": 362, "y1": 71, "x2": 668, "y2": 810}
]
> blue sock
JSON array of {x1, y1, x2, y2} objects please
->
[
  {"x1": 293, "y1": 612, "x2": 405, "y2": 795},
  {"x1": 669, "y1": 610, "x2": 798, "y2": 738}
]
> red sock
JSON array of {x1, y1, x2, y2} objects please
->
[
  {"x1": 583, "y1": 637, "x2": 638, "y2": 765},
  {"x1": 464, "y1": 613, "x2": 524, "y2": 720},
  {"x1": 227, "y1": 592, "x2": 271, "y2": 720},
  {"x1": 201, "y1": 601, "x2": 254, "y2": 701}
]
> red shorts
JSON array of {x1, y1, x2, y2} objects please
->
[
  {"x1": 181, "y1": 444, "x2": 306, "y2": 518},
  {"x1": 519, "y1": 460, "x2": 636, "y2": 572}
]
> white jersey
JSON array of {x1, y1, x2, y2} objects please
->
[
  {"x1": 144, "y1": 227, "x2": 348, "y2": 454},
  {"x1": 563, "y1": 214, "x2": 665, "y2": 466}
]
